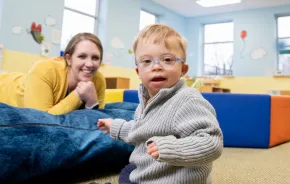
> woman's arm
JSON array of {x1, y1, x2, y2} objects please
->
[{"x1": 24, "y1": 70, "x2": 82, "y2": 115}]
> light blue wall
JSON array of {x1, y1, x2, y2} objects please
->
[
  {"x1": 186, "y1": 6, "x2": 290, "y2": 77},
  {"x1": 0, "y1": 0, "x2": 184, "y2": 68},
  {"x1": 4, "y1": 0, "x2": 285, "y2": 77},
  {"x1": 98, "y1": 0, "x2": 186, "y2": 68},
  {"x1": 0, "y1": 0, "x2": 3, "y2": 31},
  {"x1": 0, "y1": 0, "x2": 64, "y2": 56},
  {"x1": 98, "y1": 0, "x2": 140, "y2": 68}
]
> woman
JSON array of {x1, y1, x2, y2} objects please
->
[{"x1": 0, "y1": 33, "x2": 106, "y2": 115}]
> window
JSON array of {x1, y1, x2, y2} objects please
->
[
  {"x1": 277, "y1": 16, "x2": 290, "y2": 75},
  {"x1": 61, "y1": 0, "x2": 99, "y2": 52},
  {"x1": 139, "y1": 10, "x2": 156, "y2": 31},
  {"x1": 203, "y1": 22, "x2": 234, "y2": 75}
]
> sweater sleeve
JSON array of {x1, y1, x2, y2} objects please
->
[
  {"x1": 146, "y1": 97, "x2": 223, "y2": 167},
  {"x1": 24, "y1": 70, "x2": 82, "y2": 115},
  {"x1": 110, "y1": 119, "x2": 135, "y2": 143}
]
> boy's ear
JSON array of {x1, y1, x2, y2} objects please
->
[
  {"x1": 135, "y1": 68, "x2": 139, "y2": 75},
  {"x1": 181, "y1": 64, "x2": 189, "y2": 76}
]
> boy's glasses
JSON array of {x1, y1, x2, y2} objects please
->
[{"x1": 135, "y1": 54, "x2": 184, "y2": 70}]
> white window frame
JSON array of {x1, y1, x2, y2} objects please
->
[
  {"x1": 203, "y1": 22, "x2": 234, "y2": 76},
  {"x1": 61, "y1": 0, "x2": 100, "y2": 53},
  {"x1": 277, "y1": 15, "x2": 290, "y2": 75},
  {"x1": 139, "y1": 10, "x2": 157, "y2": 31}
]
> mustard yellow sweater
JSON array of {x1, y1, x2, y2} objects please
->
[{"x1": 0, "y1": 58, "x2": 106, "y2": 115}]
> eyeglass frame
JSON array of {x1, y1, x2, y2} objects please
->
[{"x1": 135, "y1": 54, "x2": 185, "y2": 70}]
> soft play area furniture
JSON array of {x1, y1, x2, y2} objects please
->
[
  {"x1": 104, "y1": 90, "x2": 290, "y2": 148},
  {"x1": 270, "y1": 95, "x2": 290, "y2": 147}
]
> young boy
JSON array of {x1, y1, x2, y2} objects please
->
[{"x1": 98, "y1": 24, "x2": 223, "y2": 184}]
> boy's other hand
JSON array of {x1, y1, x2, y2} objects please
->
[
  {"x1": 97, "y1": 118, "x2": 113, "y2": 134},
  {"x1": 147, "y1": 141, "x2": 159, "y2": 159}
]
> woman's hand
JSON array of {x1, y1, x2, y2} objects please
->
[{"x1": 74, "y1": 81, "x2": 98, "y2": 107}]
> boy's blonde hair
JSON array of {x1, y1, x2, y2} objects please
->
[{"x1": 133, "y1": 24, "x2": 188, "y2": 62}]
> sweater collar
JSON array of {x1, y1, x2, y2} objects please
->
[{"x1": 138, "y1": 79, "x2": 187, "y2": 110}]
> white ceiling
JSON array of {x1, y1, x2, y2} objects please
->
[{"x1": 152, "y1": 0, "x2": 290, "y2": 17}]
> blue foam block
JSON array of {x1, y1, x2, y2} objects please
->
[
  {"x1": 123, "y1": 90, "x2": 139, "y2": 103},
  {"x1": 202, "y1": 93, "x2": 271, "y2": 148}
]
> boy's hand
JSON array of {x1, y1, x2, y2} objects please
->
[
  {"x1": 97, "y1": 118, "x2": 113, "y2": 134},
  {"x1": 147, "y1": 141, "x2": 159, "y2": 159}
]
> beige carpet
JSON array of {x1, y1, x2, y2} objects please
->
[
  {"x1": 212, "y1": 142, "x2": 290, "y2": 184},
  {"x1": 79, "y1": 142, "x2": 290, "y2": 184}
]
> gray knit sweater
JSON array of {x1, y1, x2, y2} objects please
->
[{"x1": 110, "y1": 79, "x2": 223, "y2": 184}]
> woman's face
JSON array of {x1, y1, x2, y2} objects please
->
[{"x1": 66, "y1": 40, "x2": 101, "y2": 83}]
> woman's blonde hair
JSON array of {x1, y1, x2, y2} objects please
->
[
  {"x1": 64, "y1": 33, "x2": 103, "y2": 64},
  {"x1": 133, "y1": 24, "x2": 187, "y2": 61}
]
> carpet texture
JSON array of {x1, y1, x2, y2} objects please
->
[{"x1": 79, "y1": 142, "x2": 290, "y2": 184}]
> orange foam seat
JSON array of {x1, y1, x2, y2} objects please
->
[{"x1": 270, "y1": 95, "x2": 290, "y2": 147}]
